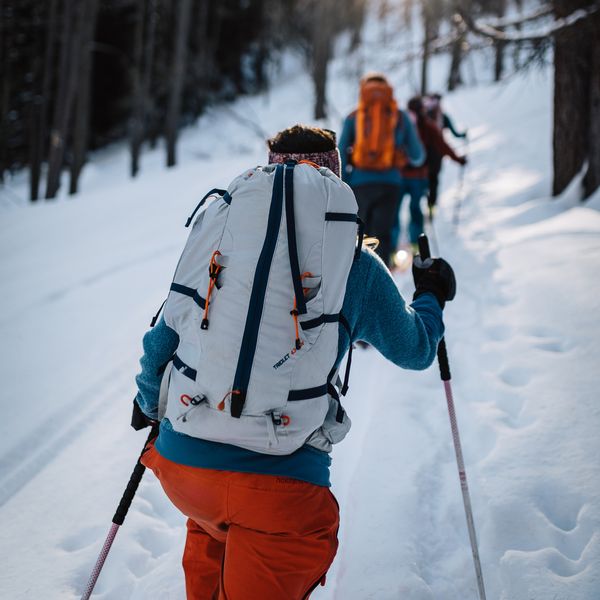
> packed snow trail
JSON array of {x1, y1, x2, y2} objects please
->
[{"x1": 1, "y1": 25, "x2": 600, "y2": 600}]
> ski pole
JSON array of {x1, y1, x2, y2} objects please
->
[
  {"x1": 426, "y1": 205, "x2": 440, "y2": 257},
  {"x1": 81, "y1": 424, "x2": 159, "y2": 600},
  {"x1": 453, "y1": 134, "x2": 469, "y2": 228},
  {"x1": 417, "y1": 234, "x2": 487, "y2": 600},
  {"x1": 452, "y1": 163, "x2": 466, "y2": 228}
]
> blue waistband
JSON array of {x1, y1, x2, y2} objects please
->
[{"x1": 154, "y1": 419, "x2": 332, "y2": 487}]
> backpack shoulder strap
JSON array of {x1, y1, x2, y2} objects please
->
[{"x1": 396, "y1": 109, "x2": 404, "y2": 131}]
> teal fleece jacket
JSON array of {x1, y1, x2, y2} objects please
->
[{"x1": 135, "y1": 249, "x2": 444, "y2": 486}]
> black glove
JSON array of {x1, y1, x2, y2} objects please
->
[
  {"x1": 131, "y1": 398, "x2": 158, "y2": 431},
  {"x1": 412, "y1": 256, "x2": 456, "y2": 308},
  {"x1": 458, "y1": 155, "x2": 467, "y2": 166}
]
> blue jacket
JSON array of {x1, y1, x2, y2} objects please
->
[
  {"x1": 338, "y1": 110, "x2": 425, "y2": 188},
  {"x1": 135, "y1": 249, "x2": 444, "y2": 486}
]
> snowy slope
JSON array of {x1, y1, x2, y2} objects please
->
[{"x1": 1, "y1": 13, "x2": 599, "y2": 600}]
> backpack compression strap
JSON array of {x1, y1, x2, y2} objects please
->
[
  {"x1": 284, "y1": 161, "x2": 307, "y2": 317},
  {"x1": 229, "y1": 166, "x2": 360, "y2": 419},
  {"x1": 230, "y1": 164, "x2": 286, "y2": 418}
]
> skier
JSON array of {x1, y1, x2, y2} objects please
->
[
  {"x1": 424, "y1": 93, "x2": 467, "y2": 210},
  {"x1": 132, "y1": 124, "x2": 455, "y2": 600},
  {"x1": 392, "y1": 96, "x2": 467, "y2": 252},
  {"x1": 338, "y1": 73, "x2": 425, "y2": 267}
]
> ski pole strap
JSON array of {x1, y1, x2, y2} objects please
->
[
  {"x1": 112, "y1": 425, "x2": 158, "y2": 526},
  {"x1": 437, "y1": 338, "x2": 451, "y2": 382},
  {"x1": 327, "y1": 382, "x2": 345, "y2": 423},
  {"x1": 341, "y1": 344, "x2": 353, "y2": 396},
  {"x1": 338, "y1": 313, "x2": 353, "y2": 395},
  {"x1": 326, "y1": 364, "x2": 346, "y2": 423}
]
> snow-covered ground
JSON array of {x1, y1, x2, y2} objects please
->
[{"x1": 1, "y1": 10, "x2": 599, "y2": 600}]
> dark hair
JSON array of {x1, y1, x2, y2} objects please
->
[
  {"x1": 408, "y1": 96, "x2": 424, "y2": 115},
  {"x1": 267, "y1": 124, "x2": 337, "y2": 153}
]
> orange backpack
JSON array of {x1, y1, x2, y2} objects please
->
[{"x1": 352, "y1": 79, "x2": 400, "y2": 171}]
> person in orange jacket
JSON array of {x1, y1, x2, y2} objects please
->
[{"x1": 338, "y1": 73, "x2": 425, "y2": 267}]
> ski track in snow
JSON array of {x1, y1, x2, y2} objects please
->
[
  {"x1": 0, "y1": 242, "x2": 181, "y2": 326},
  {"x1": 0, "y1": 358, "x2": 135, "y2": 508}
]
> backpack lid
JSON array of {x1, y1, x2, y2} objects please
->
[{"x1": 359, "y1": 79, "x2": 395, "y2": 106}]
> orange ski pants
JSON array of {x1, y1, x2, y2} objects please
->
[{"x1": 142, "y1": 442, "x2": 339, "y2": 600}]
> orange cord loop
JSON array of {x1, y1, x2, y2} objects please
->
[
  {"x1": 298, "y1": 159, "x2": 321, "y2": 170},
  {"x1": 201, "y1": 250, "x2": 222, "y2": 330},
  {"x1": 218, "y1": 389, "x2": 241, "y2": 411}
]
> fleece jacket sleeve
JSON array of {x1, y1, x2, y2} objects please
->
[
  {"x1": 443, "y1": 112, "x2": 466, "y2": 138},
  {"x1": 341, "y1": 249, "x2": 444, "y2": 370},
  {"x1": 429, "y1": 120, "x2": 462, "y2": 163},
  {"x1": 135, "y1": 317, "x2": 180, "y2": 419}
]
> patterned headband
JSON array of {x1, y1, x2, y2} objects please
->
[{"x1": 268, "y1": 148, "x2": 341, "y2": 178}]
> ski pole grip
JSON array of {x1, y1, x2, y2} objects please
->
[
  {"x1": 112, "y1": 425, "x2": 158, "y2": 526},
  {"x1": 418, "y1": 234, "x2": 431, "y2": 260},
  {"x1": 437, "y1": 338, "x2": 451, "y2": 381}
]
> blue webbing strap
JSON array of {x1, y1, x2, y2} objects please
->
[{"x1": 284, "y1": 162, "x2": 307, "y2": 316}]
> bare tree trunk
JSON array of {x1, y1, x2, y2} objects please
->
[
  {"x1": 583, "y1": 17, "x2": 600, "y2": 198},
  {"x1": 312, "y1": 1, "x2": 332, "y2": 120},
  {"x1": 142, "y1": 0, "x2": 159, "y2": 149},
  {"x1": 30, "y1": 0, "x2": 58, "y2": 201},
  {"x1": 512, "y1": 0, "x2": 523, "y2": 70},
  {"x1": 401, "y1": 0, "x2": 414, "y2": 28},
  {"x1": 447, "y1": 17, "x2": 465, "y2": 91},
  {"x1": 191, "y1": 0, "x2": 211, "y2": 112},
  {"x1": 493, "y1": 0, "x2": 507, "y2": 82},
  {"x1": 0, "y1": 0, "x2": 13, "y2": 184},
  {"x1": 27, "y1": 2, "x2": 45, "y2": 201},
  {"x1": 420, "y1": 2, "x2": 432, "y2": 95},
  {"x1": 552, "y1": 0, "x2": 594, "y2": 197},
  {"x1": 28, "y1": 47, "x2": 43, "y2": 199},
  {"x1": 349, "y1": 0, "x2": 367, "y2": 52},
  {"x1": 45, "y1": 0, "x2": 85, "y2": 199},
  {"x1": 69, "y1": 0, "x2": 99, "y2": 195},
  {"x1": 250, "y1": 0, "x2": 268, "y2": 93},
  {"x1": 494, "y1": 38, "x2": 505, "y2": 81},
  {"x1": 130, "y1": 0, "x2": 146, "y2": 178},
  {"x1": 190, "y1": 0, "x2": 222, "y2": 118},
  {"x1": 165, "y1": 0, "x2": 192, "y2": 168}
]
